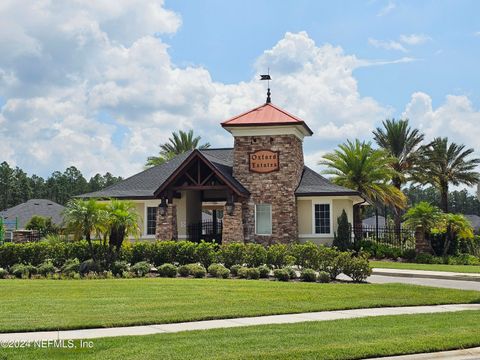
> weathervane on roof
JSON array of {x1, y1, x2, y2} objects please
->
[{"x1": 260, "y1": 68, "x2": 271, "y2": 104}]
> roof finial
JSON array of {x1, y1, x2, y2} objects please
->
[{"x1": 260, "y1": 68, "x2": 272, "y2": 104}]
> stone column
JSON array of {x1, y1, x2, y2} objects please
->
[
  {"x1": 222, "y1": 202, "x2": 244, "y2": 244},
  {"x1": 415, "y1": 227, "x2": 432, "y2": 254},
  {"x1": 156, "y1": 204, "x2": 178, "y2": 241}
]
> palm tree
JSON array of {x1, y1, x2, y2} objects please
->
[
  {"x1": 63, "y1": 198, "x2": 108, "y2": 258},
  {"x1": 373, "y1": 118, "x2": 424, "y2": 231},
  {"x1": 319, "y1": 139, "x2": 407, "y2": 237},
  {"x1": 146, "y1": 130, "x2": 211, "y2": 167},
  {"x1": 403, "y1": 201, "x2": 443, "y2": 253},
  {"x1": 434, "y1": 213, "x2": 474, "y2": 256},
  {"x1": 106, "y1": 199, "x2": 141, "y2": 252},
  {"x1": 415, "y1": 137, "x2": 480, "y2": 212}
]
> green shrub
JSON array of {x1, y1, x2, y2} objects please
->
[
  {"x1": 266, "y1": 244, "x2": 288, "y2": 268},
  {"x1": 317, "y1": 246, "x2": 339, "y2": 273},
  {"x1": 111, "y1": 261, "x2": 129, "y2": 276},
  {"x1": 37, "y1": 261, "x2": 56, "y2": 277},
  {"x1": 207, "y1": 263, "x2": 229, "y2": 278},
  {"x1": 79, "y1": 259, "x2": 103, "y2": 275},
  {"x1": 189, "y1": 264, "x2": 206, "y2": 278},
  {"x1": 343, "y1": 256, "x2": 371, "y2": 282},
  {"x1": 25, "y1": 215, "x2": 59, "y2": 237},
  {"x1": 230, "y1": 264, "x2": 242, "y2": 277},
  {"x1": 158, "y1": 263, "x2": 177, "y2": 278},
  {"x1": 131, "y1": 261, "x2": 151, "y2": 277},
  {"x1": 150, "y1": 241, "x2": 177, "y2": 266},
  {"x1": 216, "y1": 267, "x2": 230, "y2": 279},
  {"x1": 219, "y1": 243, "x2": 245, "y2": 268},
  {"x1": 244, "y1": 244, "x2": 267, "y2": 267},
  {"x1": 61, "y1": 258, "x2": 80, "y2": 275},
  {"x1": 177, "y1": 264, "x2": 191, "y2": 277},
  {"x1": 246, "y1": 267, "x2": 260, "y2": 280},
  {"x1": 283, "y1": 266, "x2": 297, "y2": 279},
  {"x1": 236, "y1": 266, "x2": 249, "y2": 279},
  {"x1": 10, "y1": 263, "x2": 36, "y2": 278},
  {"x1": 273, "y1": 268, "x2": 290, "y2": 281},
  {"x1": 327, "y1": 252, "x2": 352, "y2": 280},
  {"x1": 415, "y1": 253, "x2": 435, "y2": 264},
  {"x1": 402, "y1": 249, "x2": 417, "y2": 261},
  {"x1": 257, "y1": 265, "x2": 270, "y2": 278},
  {"x1": 447, "y1": 254, "x2": 480, "y2": 265},
  {"x1": 130, "y1": 242, "x2": 153, "y2": 264},
  {"x1": 195, "y1": 241, "x2": 217, "y2": 268},
  {"x1": 317, "y1": 271, "x2": 330, "y2": 283},
  {"x1": 289, "y1": 242, "x2": 320, "y2": 269},
  {"x1": 175, "y1": 241, "x2": 197, "y2": 265},
  {"x1": 0, "y1": 268, "x2": 8, "y2": 279},
  {"x1": 300, "y1": 268, "x2": 317, "y2": 282}
]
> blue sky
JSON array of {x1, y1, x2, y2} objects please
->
[
  {"x1": 166, "y1": 0, "x2": 480, "y2": 111},
  {"x1": 0, "y1": 0, "x2": 479, "y2": 182}
]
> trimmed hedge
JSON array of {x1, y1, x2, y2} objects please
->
[{"x1": 0, "y1": 240, "x2": 372, "y2": 282}]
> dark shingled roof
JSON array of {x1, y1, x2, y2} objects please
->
[
  {"x1": 295, "y1": 167, "x2": 360, "y2": 196},
  {"x1": 0, "y1": 199, "x2": 65, "y2": 229},
  {"x1": 79, "y1": 149, "x2": 358, "y2": 199}
]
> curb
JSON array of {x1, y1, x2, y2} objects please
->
[
  {"x1": 372, "y1": 269, "x2": 480, "y2": 282},
  {"x1": 365, "y1": 346, "x2": 480, "y2": 360}
]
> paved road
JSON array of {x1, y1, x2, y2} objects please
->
[{"x1": 366, "y1": 274, "x2": 480, "y2": 291}]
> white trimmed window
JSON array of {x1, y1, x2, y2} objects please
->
[
  {"x1": 255, "y1": 204, "x2": 272, "y2": 235},
  {"x1": 146, "y1": 207, "x2": 157, "y2": 235},
  {"x1": 314, "y1": 203, "x2": 330, "y2": 234}
]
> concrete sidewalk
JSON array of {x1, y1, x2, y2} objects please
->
[
  {"x1": 0, "y1": 304, "x2": 478, "y2": 341},
  {"x1": 366, "y1": 346, "x2": 480, "y2": 360},
  {"x1": 372, "y1": 268, "x2": 480, "y2": 282}
]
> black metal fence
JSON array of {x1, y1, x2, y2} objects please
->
[
  {"x1": 187, "y1": 220, "x2": 223, "y2": 243},
  {"x1": 354, "y1": 225, "x2": 416, "y2": 251}
]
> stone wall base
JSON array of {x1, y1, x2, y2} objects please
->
[
  {"x1": 222, "y1": 202, "x2": 244, "y2": 244},
  {"x1": 156, "y1": 205, "x2": 178, "y2": 241}
]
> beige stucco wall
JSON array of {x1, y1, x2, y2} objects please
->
[
  {"x1": 297, "y1": 199, "x2": 312, "y2": 234},
  {"x1": 297, "y1": 196, "x2": 354, "y2": 246}
]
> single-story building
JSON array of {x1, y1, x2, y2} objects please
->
[
  {"x1": 80, "y1": 98, "x2": 364, "y2": 245},
  {"x1": 0, "y1": 199, "x2": 65, "y2": 229}
]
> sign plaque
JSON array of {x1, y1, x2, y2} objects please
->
[{"x1": 249, "y1": 150, "x2": 280, "y2": 173}]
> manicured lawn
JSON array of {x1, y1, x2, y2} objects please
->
[
  {"x1": 3, "y1": 311, "x2": 480, "y2": 359},
  {"x1": 0, "y1": 278, "x2": 479, "y2": 333},
  {"x1": 371, "y1": 260, "x2": 480, "y2": 273}
]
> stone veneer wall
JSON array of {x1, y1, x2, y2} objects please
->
[
  {"x1": 233, "y1": 135, "x2": 304, "y2": 244},
  {"x1": 156, "y1": 204, "x2": 178, "y2": 241},
  {"x1": 222, "y1": 202, "x2": 244, "y2": 244}
]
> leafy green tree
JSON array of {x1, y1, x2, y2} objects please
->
[
  {"x1": 432, "y1": 213, "x2": 474, "y2": 256},
  {"x1": 146, "y1": 130, "x2": 211, "y2": 167},
  {"x1": 106, "y1": 199, "x2": 141, "y2": 252},
  {"x1": 319, "y1": 139, "x2": 406, "y2": 235},
  {"x1": 0, "y1": 161, "x2": 14, "y2": 210},
  {"x1": 373, "y1": 119, "x2": 424, "y2": 230},
  {"x1": 333, "y1": 209, "x2": 351, "y2": 251},
  {"x1": 414, "y1": 137, "x2": 480, "y2": 212}
]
